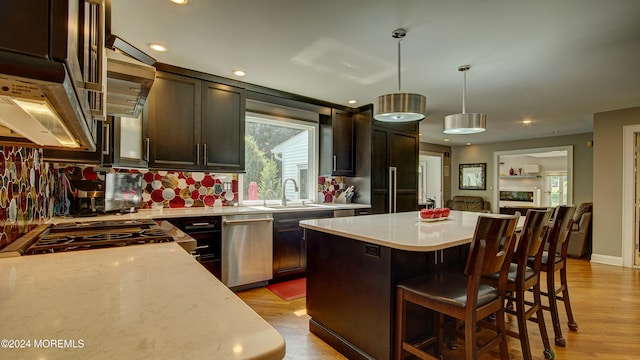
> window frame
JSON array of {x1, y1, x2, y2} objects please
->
[{"x1": 240, "y1": 112, "x2": 318, "y2": 206}]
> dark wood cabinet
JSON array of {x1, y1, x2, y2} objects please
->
[
  {"x1": 147, "y1": 71, "x2": 245, "y2": 171},
  {"x1": 272, "y1": 211, "x2": 333, "y2": 280},
  {"x1": 320, "y1": 109, "x2": 355, "y2": 176},
  {"x1": 109, "y1": 112, "x2": 149, "y2": 168},
  {"x1": 147, "y1": 71, "x2": 200, "y2": 169},
  {"x1": 201, "y1": 82, "x2": 245, "y2": 171},
  {"x1": 168, "y1": 217, "x2": 222, "y2": 279},
  {"x1": 371, "y1": 125, "x2": 418, "y2": 214}
]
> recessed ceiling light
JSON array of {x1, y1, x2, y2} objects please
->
[
  {"x1": 443, "y1": 138, "x2": 450, "y2": 142},
  {"x1": 170, "y1": 0, "x2": 189, "y2": 4},
  {"x1": 232, "y1": 70, "x2": 246, "y2": 77},
  {"x1": 347, "y1": 99, "x2": 357, "y2": 104},
  {"x1": 522, "y1": 119, "x2": 533, "y2": 124},
  {"x1": 466, "y1": 142, "x2": 472, "y2": 146},
  {"x1": 149, "y1": 43, "x2": 168, "y2": 52}
]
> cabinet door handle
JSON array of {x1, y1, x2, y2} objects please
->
[
  {"x1": 82, "y1": 1, "x2": 104, "y2": 96},
  {"x1": 196, "y1": 143, "x2": 200, "y2": 165},
  {"x1": 333, "y1": 155, "x2": 337, "y2": 172},
  {"x1": 102, "y1": 122, "x2": 110, "y2": 155},
  {"x1": 144, "y1": 138, "x2": 150, "y2": 162},
  {"x1": 203, "y1": 143, "x2": 207, "y2": 166},
  {"x1": 389, "y1": 167, "x2": 397, "y2": 213}
]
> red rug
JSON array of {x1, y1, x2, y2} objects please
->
[{"x1": 267, "y1": 278, "x2": 306, "y2": 301}]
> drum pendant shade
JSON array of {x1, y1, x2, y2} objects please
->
[
  {"x1": 374, "y1": 29, "x2": 426, "y2": 122},
  {"x1": 443, "y1": 65, "x2": 486, "y2": 134},
  {"x1": 376, "y1": 93, "x2": 426, "y2": 122},
  {"x1": 443, "y1": 113, "x2": 486, "y2": 134}
]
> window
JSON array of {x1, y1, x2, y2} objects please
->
[
  {"x1": 546, "y1": 174, "x2": 568, "y2": 207},
  {"x1": 241, "y1": 113, "x2": 317, "y2": 204}
]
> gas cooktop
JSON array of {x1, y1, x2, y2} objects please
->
[{"x1": 23, "y1": 219, "x2": 174, "y2": 255}]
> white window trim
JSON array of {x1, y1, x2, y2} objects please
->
[{"x1": 240, "y1": 112, "x2": 318, "y2": 206}]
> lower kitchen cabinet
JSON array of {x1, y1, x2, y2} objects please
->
[
  {"x1": 272, "y1": 211, "x2": 333, "y2": 280},
  {"x1": 168, "y1": 217, "x2": 222, "y2": 279}
]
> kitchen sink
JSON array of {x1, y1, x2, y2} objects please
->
[{"x1": 251, "y1": 204, "x2": 328, "y2": 211}]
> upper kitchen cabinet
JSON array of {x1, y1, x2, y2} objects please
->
[
  {"x1": 111, "y1": 112, "x2": 149, "y2": 168},
  {"x1": 0, "y1": 0, "x2": 106, "y2": 151},
  {"x1": 147, "y1": 71, "x2": 200, "y2": 169},
  {"x1": 201, "y1": 82, "x2": 245, "y2": 171},
  {"x1": 320, "y1": 109, "x2": 355, "y2": 176},
  {"x1": 146, "y1": 70, "x2": 244, "y2": 171},
  {"x1": 373, "y1": 116, "x2": 419, "y2": 133}
]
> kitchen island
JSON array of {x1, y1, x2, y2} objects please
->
[
  {"x1": 300, "y1": 210, "x2": 511, "y2": 360},
  {"x1": 0, "y1": 242, "x2": 285, "y2": 360}
]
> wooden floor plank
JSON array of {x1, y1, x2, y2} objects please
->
[{"x1": 236, "y1": 259, "x2": 640, "y2": 359}]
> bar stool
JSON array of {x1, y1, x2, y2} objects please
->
[
  {"x1": 395, "y1": 213, "x2": 520, "y2": 360},
  {"x1": 529, "y1": 205, "x2": 577, "y2": 347},
  {"x1": 482, "y1": 208, "x2": 554, "y2": 360}
]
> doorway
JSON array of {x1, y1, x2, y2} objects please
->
[
  {"x1": 418, "y1": 152, "x2": 443, "y2": 208},
  {"x1": 493, "y1": 146, "x2": 573, "y2": 213},
  {"x1": 622, "y1": 125, "x2": 640, "y2": 268},
  {"x1": 635, "y1": 132, "x2": 640, "y2": 267}
]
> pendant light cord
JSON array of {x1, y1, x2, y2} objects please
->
[
  {"x1": 397, "y1": 36, "x2": 403, "y2": 92},
  {"x1": 392, "y1": 28, "x2": 407, "y2": 93},
  {"x1": 462, "y1": 69, "x2": 466, "y2": 114}
]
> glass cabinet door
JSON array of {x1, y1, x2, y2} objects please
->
[{"x1": 113, "y1": 113, "x2": 148, "y2": 168}]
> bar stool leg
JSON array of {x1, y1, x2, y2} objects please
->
[
  {"x1": 560, "y1": 265, "x2": 578, "y2": 331},
  {"x1": 546, "y1": 268, "x2": 566, "y2": 347},
  {"x1": 464, "y1": 315, "x2": 478, "y2": 360},
  {"x1": 496, "y1": 308, "x2": 510, "y2": 359},
  {"x1": 395, "y1": 289, "x2": 407, "y2": 360},
  {"x1": 533, "y1": 282, "x2": 554, "y2": 359},
  {"x1": 515, "y1": 289, "x2": 533, "y2": 360}
]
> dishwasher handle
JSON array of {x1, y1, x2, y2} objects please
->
[{"x1": 223, "y1": 217, "x2": 274, "y2": 225}]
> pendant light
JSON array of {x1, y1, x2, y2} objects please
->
[
  {"x1": 374, "y1": 29, "x2": 426, "y2": 122},
  {"x1": 443, "y1": 65, "x2": 486, "y2": 134}
]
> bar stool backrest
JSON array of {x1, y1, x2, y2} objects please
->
[
  {"x1": 523, "y1": 208, "x2": 554, "y2": 258},
  {"x1": 545, "y1": 206, "x2": 576, "y2": 258},
  {"x1": 464, "y1": 213, "x2": 520, "y2": 277}
]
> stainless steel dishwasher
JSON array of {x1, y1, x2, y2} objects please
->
[{"x1": 221, "y1": 213, "x2": 274, "y2": 289}]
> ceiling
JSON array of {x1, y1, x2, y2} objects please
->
[{"x1": 110, "y1": 0, "x2": 640, "y2": 146}]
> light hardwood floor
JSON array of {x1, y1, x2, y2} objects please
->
[{"x1": 236, "y1": 259, "x2": 640, "y2": 359}]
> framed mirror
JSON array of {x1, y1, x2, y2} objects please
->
[{"x1": 459, "y1": 163, "x2": 486, "y2": 190}]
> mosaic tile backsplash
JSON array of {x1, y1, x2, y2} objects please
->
[
  {"x1": 58, "y1": 166, "x2": 238, "y2": 209},
  {"x1": 318, "y1": 176, "x2": 346, "y2": 203},
  {"x1": 0, "y1": 146, "x2": 352, "y2": 250},
  {"x1": 0, "y1": 147, "x2": 55, "y2": 248}
]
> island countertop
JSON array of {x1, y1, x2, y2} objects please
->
[
  {"x1": 0, "y1": 242, "x2": 285, "y2": 360},
  {"x1": 300, "y1": 210, "x2": 520, "y2": 252}
]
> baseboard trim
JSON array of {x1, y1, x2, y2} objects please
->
[{"x1": 590, "y1": 253, "x2": 623, "y2": 267}]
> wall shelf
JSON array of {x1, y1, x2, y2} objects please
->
[{"x1": 499, "y1": 175, "x2": 541, "y2": 179}]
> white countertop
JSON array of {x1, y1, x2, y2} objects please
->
[
  {"x1": 50, "y1": 203, "x2": 370, "y2": 224},
  {"x1": 300, "y1": 210, "x2": 521, "y2": 251},
  {"x1": 0, "y1": 242, "x2": 285, "y2": 359}
]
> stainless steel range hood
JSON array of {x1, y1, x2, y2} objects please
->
[
  {"x1": 106, "y1": 36, "x2": 156, "y2": 118},
  {"x1": 0, "y1": 54, "x2": 99, "y2": 151}
]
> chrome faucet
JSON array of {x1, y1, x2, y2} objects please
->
[{"x1": 282, "y1": 178, "x2": 299, "y2": 206}]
